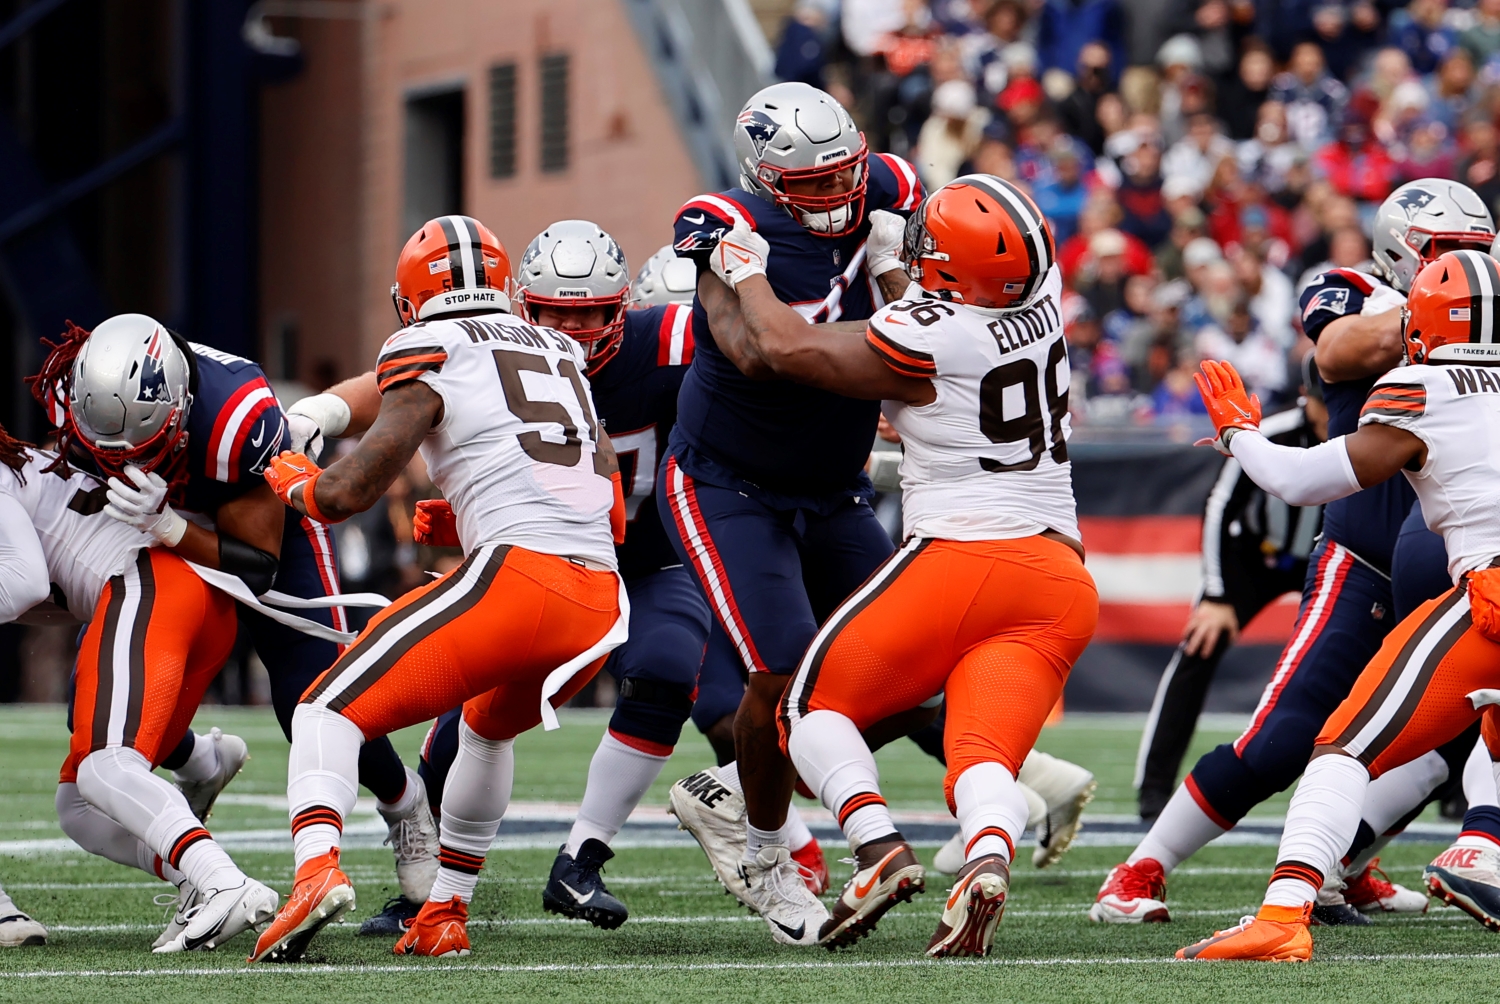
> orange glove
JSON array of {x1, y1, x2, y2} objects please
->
[
  {"x1": 413, "y1": 499, "x2": 460, "y2": 547},
  {"x1": 1193, "y1": 359, "x2": 1262, "y2": 455},
  {"x1": 610, "y1": 469, "x2": 626, "y2": 545},
  {"x1": 263, "y1": 451, "x2": 342, "y2": 523}
]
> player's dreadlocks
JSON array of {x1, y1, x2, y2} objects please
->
[
  {"x1": 0, "y1": 421, "x2": 34, "y2": 483},
  {"x1": 23, "y1": 320, "x2": 91, "y2": 479}
]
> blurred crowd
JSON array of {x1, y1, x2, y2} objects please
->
[{"x1": 774, "y1": 0, "x2": 1500, "y2": 425}]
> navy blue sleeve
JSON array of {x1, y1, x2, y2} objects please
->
[
  {"x1": 672, "y1": 193, "x2": 756, "y2": 262},
  {"x1": 1299, "y1": 270, "x2": 1371, "y2": 343},
  {"x1": 866, "y1": 153, "x2": 925, "y2": 216}
]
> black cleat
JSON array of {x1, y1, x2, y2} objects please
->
[
  {"x1": 357, "y1": 896, "x2": 420, "y2": 936},
  {"x1": 1311, "y1": 901, "x2": 1370, "y2": 927},
  {"x1": 542, "y1": 839, "x2": 629, "y2": 930}
]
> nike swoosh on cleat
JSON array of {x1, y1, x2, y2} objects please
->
[
  {"x1": 771, "y1": 920, "x2": 805, "y2": 941},
  {"x1": 855, "y1": 849, "x2": 905, "y2": 899},
  {"x1": 560, "y1": 881, "x2": 595, "y2": 905}
]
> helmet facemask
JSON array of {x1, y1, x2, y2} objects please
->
[
  {"x1": 520, "y1": 292, "x2": 628, "y2": 375},
  {"x1": 756, "y1": 140, "x2": 869, "y2": 238}
]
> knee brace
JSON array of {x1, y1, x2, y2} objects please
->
[{"x1": 610, "y1": 676, "x2": 695, "y2": 750}]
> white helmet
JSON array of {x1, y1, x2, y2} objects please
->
[
  {"x1": 1371, "y1": 179, "x2": 1494, "y2": 293},
  {"x1": 734, "y1": 81, "x2": 868, "y2": 237},
  {"x1": 516, "y1": 220, "x2": 630, "y2": 373},
  {"x1": 629, "y1": 246, "x2": 697, "y2": 308},
  {"x1": 68, "y1": 313, "x2": 192, "y2": 475}
]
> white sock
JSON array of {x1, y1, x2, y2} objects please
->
[
  {"x1": 286, "y1": 704, "x2": 363, "y2": 870},
  {"x1": 56, "y1": 782, "x2": 159, "y2": 877},
  {"x1": 782, "y1": 804, "x2": 815, "y2": 854},
  {"x1": 1463, "y1": 736, "x2": 1500, "y2": 810},
  {"x1": 787, "y1": 709, "x2": 893, "y2": 851},
  {"x1": 1265, "y1": 754, "x2": 1369, "y2": 908},
  {"x1": 376, "y1": 766, "x2": 420, "y2": 822},
  {"x1": 1128, "y1": 784, "x2": 1226, "y2": 872},
  {"x1": 176, "y1": 838, "x2": 244, "y2": 897},
  {"x1": 172, "y1": 731, "x2": 220, "y2": 784},
  {"x1": 1359, "y1": 749, "x2": 1447, "y2": 836},
  {"x1": 566, "y1": 731, "x2": 669, "y2": 856},
  {"x1": 717, "y1": 761, "x2": 744, "y2": 796},
  {"x1": 430, "y1": 721, "x2": 514, "y2": 904},
  {"x1": 953, "y1": 762, "x2": 1028, "y2": 865}
]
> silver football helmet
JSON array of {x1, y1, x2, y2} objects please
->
[
  {"x1": 734, "y1": 81, "x2": 868, "y2": 237},
  {"x1": 629, "y1": 245, "x2": 697, "y2": 307},
  {"x1": 1371, "y1": 179, "x2": 1494, "y2": 293},
  {"x1": 68, "y1": 313, "x2": 192, "y2": 474},
  {"x1": 516, "y1": 220, "x2": 630, "y2": 373}
]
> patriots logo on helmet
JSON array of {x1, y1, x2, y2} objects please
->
[
  {"x1": 1392, "y1": 188, "x2": 1437, "y2": 218},
  {"x1": 1303, "y1": 286, "x2": 1351, "y2": 321},
  {"x1": 738, "y1": 109, "x2": 781, "y2": 159},
  {"x1": 136, "y1": 331, "x2": 171, "y2": 404}
]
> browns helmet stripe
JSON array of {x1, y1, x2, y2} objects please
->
[
  {"x1": 438, "y1": 215, "x2": 489, "y2": 291},
  {"x1": 1464, "y1": 248, "x2": 1500, "y2": 343},
  {"x1": 957, "y1": 175, "x2": 1051, "y2": 303}
]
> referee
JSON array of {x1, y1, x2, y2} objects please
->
[{"x1": 1134, "y1": 360, "x2": 1328, "y2": 820}]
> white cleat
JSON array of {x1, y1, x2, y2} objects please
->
[
  {"x1": 1426, "y1": 842, "x2": 1500, "y2": 931},
  {"x1": 1018, "y1": 751, "x2": 1096, "y2": 869},
  {"x1": 175, "y1": 728, "x2": 248, "y2": 822},
  {"x1": 927, "y1": 855, "x2": 1009, "y2": 957},
  {"x1": 932, "y1": 785, "x2": 1046, "y2": 875},
  {"x1": 0, "y1": 911, "x2": 47, "y2": 947},
  {"x1": 668, "y1": 767, "x2": 756, "y2": 911},
  {"x1": 379, "y1": 769, "x2": 441, "y2": 904},
  {"x1": 155, "y1": 878, "x2": 279, "y2": 953},
  {"x1": 151, "y1": 882, "x2": 201, "y2": 951},
  {"x1": 742, "y1": 845, "x2": 829, "y2": 947},
  {"x1": 1342, "y1": 857, "x2": 1428, "y2": 914}
]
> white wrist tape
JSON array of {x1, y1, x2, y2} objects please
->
[
  {"x1": 287, "y1": 392, "x2": 352, "y2": 439},
  {"x1": 1229, "y1": 431, "x2": 1362, "y2": 507}
]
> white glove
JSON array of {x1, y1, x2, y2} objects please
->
[
  {"x1": 1361, "y1": 283, "x2": 1406, "y2": 316},
  {"x1": 709, "y1": 223, "x2": 770, "y2": 289},
  {"x1": 104, "y1": 466, "x2": 187, "y2": 546},
  {"x1": 285, "y1": 413, "x2": 324, "y2": 458},
  {"x1": 285, "y1": 392, "x2": 352, "y2": 457},
  {"x1": 866, "y1": 209, "x2": 907, "y2": 277}
]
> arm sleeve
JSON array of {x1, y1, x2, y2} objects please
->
[
  {"x1": 1199, "y1": 457, "x2": 1244, "y2": 601},
  {"x1": 0, "y1": 493, "x2": 51, "y2": 622},
  {"x1": 376, "y1": 329, "x2": 451, "y2": 395},
  {"x1": 671, "y1": 196, "x2": 748, "y2": 263},
  {"x1": 1298, "y1": 271, "x2": 1371, "y2": 342},
  {"x1": 1227, "y1": 430, "x2": 1363, "y2": 507}
]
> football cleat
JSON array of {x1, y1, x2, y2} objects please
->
[
  {"x1": 393, "y1": 896, "x2": 471, "y2": 957},
  {"x1": 1311, "y1": 871, "x2": 1370, "y2": 927},
  {"x1": 743, "y1": 845, "x2": 829, "y2": 947},
  {"x1": 1176, "y1": 903, "x2": 1313, "y2": 961},
  {"x1": 668, "y1": 767, "x2": 756, "y2": 911},
  {"x1": 152, "y1": 882, "x2": 201, "y2": 950},
  {"x1": 1425, "y1": 841, "x2": 1500, "y2": 932},
  {"x1": 379, "y1": 771, "x2": 441, "y2": 904},
  {"x1": 1089, "y1": 858, "x2": 1169, "y2": 923},
  {"x1": 1019, "y1": 752, "x2": 1096, "y2": 868},
  {"x1": 249, "y1": 849, "x2": 355, "y2": 963},
  {"x1": 542, "y1": 839, "x2": 629, "y2": 930},
  {"x1": 357, "y1": 896, "x2": 420, "y2": 937},
  {"x1": 175, "y1": 728, "x2": 248, "y2": 822},
  {"x1": 791, "y1": 838, "x2": 830, "y2": 896},
  {"x1": 927, "y1": 854, "x2": 1009, "y2": 958},
  {"x1": 157, "y1": 878, "x2": 279, "y2": 953},
  {"x1": 1342, "y1": 857, "x2": 1427, "y2": 914},
  {"x1": 819, "y1": 838, "x2": 924, "y2": 949},
  {"x1": 0, "y1": 911, "x2": 47, "y2": 947}
]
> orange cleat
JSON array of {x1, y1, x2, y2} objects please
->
[
  {"x1": 1176, "y1": 903, "x2": 1313, "y2": 961},
  {"x1": 249, "y1": 849, "x2": 355, "y2": 963},
  {"x1": 792, "y1": 839, "x2": 830, "y2": 896},
  {"x1": 393, "y1": 896, "x2": 471, "y2": 957}
]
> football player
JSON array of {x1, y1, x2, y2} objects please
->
[
  {"x1": 704, "y1": 175, "x2": 1098, "y2": 956},
  {"x1": 659, "y1": 81, "x2": 926, "y2": 944},
  {"x1": 0, "y1": 421, "x2": 278, "y2": 952},
  {"x1": 628, "y1": 244, "x2": 697, "y2": 308},
  {"x1": 1092, "y1": 180, "x2": 1491, "y2": 924},
  {"x1": 251, "y1": 217, "x2": 630, "y2": 962},
  {"x1": 1179, "y1": 251, "x2": 1500, "y2": 959},
  {"x1": 29, "y1": 313, "x2": 439, "y2": 917}
]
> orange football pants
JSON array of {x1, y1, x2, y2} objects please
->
[
  {"x1": 62, "y1": 549, "x2": 238, "y2": 783},
  {"x1": 299, "y1": 544, "x2": 622, "y2": 741},
  {"x1": 1316, "y1": 583, "x2": 1500, "y2": 776},
  {"x1": 779, "y1": 535, "x2": 1098, "y2": 810}
]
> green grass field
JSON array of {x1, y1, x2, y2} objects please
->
[{"x1": 0, "y1": 704, "x2": 1494, "y2": 1003}]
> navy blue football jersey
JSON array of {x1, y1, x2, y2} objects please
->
[
  {"x1": 592, "y1": 303, "x2": 695, "y2": 580},
  {"x1": 1298, "y1": 268, "x2": 1416, "y2": 571},
  {"x1": 178, "y1": 340, "x2": 288, "y2": 516},
  {"x1": 670, "y1": 152, "x2": 924, "y2": 498}
]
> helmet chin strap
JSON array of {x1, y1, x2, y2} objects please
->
[{"x1": 798, "y1": 203, "x2": 852, "y2": 234}]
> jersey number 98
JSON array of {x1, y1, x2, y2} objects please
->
[{"x1": 978, "y1": 338, "x2": 1069, "y2": 472}]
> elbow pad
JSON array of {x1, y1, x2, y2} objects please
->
[{"x1": 219, "y1": 534, "x2": 280, "y2": 596}]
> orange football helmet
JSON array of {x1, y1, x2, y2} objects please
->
[
  {"x1": 391, "y1": 215, "x2": 513, "y2": 325},
  {"x1": 1402, "y1": 250, "x2": 1500, "y2": 364},
  {"x1": 902, "y1": 174, "x2": 1055, "y2": 309}
]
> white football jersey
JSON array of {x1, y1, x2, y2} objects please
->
[
  {"x1": 0, "y1": 452, "x2": 152, "y2": 618},
  {"x1": 1358, "y1": 363, "x2": 1500, "y2": 581},
  {"x1": 868, "y1": 265, "x2": 1078, "y2": 542},
  {"x1": 376, "y1": 311, "x2": 617, "y2": 568}
]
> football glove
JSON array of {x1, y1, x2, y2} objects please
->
[
  {"x1": 413, "y1": 499, "x2": 460, "y2": 547},
  {"x1": 1193, "y1": 359, "x2": 1262, "y2": 455},
  {"x1": 865, "y1": 209, "x2": 907, "y2": 277},
  {"x1": 709, "y1": 223, "x2": 770, "y2": 290},
  {"x1": 104, "y1": 466, "x2": 187, "y2": 546},
  {"x1": 263, "y1": 450, "x2": 336, "y2": 521},
  {"x1": 285, "y1": 392, "x2": 353, "y2": 456}
]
